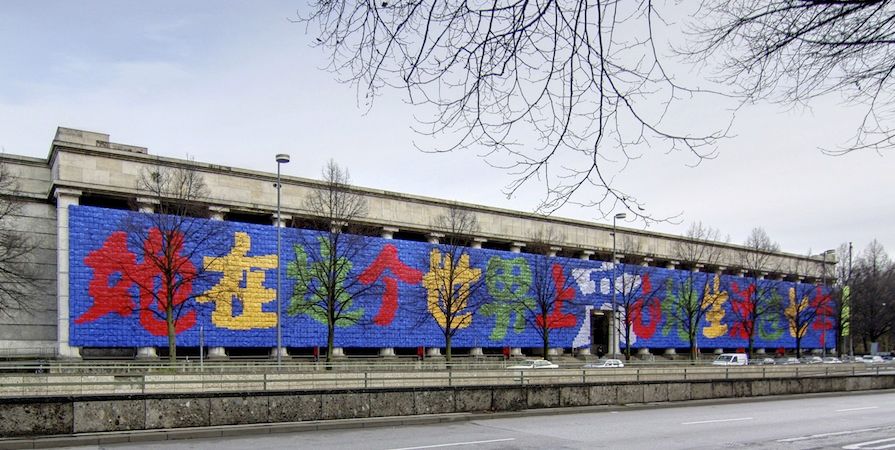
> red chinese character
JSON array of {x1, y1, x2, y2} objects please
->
[
  {"x1": 536, "y1": 264, "x2": 577, "y2": 329},
  {"x1": 79, "y1": 228, "x2": 197, "y2": 336},
  {"x1": 77, "y1": 232, "x2": 136, "y2": 324},
  {"x1": 134, "y1": 228, "x2": 196, "y2": 336},
  {"x1": 728, "y1": 281, "x2": 756, "y2": 340},
  {"x1": 631, "y1": 275, "x2": 661, "y2": 339},
  {"x1": 359, "y1": 244, "x2": 423, "y2": 326},
  {"x1": 811, "y1": 286, "x2": 834, "y2": 331}
]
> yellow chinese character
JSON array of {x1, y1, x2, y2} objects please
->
[
  {"x1": 785, "y1": 287, "x2": 810, "y2": 338},
  {"x1": 197, "y1": 232, "x2": 278, "y2": 330},
  {"x1": 422, "y1": 249, "x2": 481, "y2": 329},
  {"x1": 702, "y1": 274, "x2": 729, "y2": 339}
]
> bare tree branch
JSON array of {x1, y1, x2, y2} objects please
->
[{"x1": 301, "y1": 0, "x2": 729, "y2": 222}]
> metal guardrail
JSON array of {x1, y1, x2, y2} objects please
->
[{"x1": 0, "y1": 363, "x2": 888, "y2": 398}]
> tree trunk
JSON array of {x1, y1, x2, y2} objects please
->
[
  {"x1": 445, "y1": 333, "x2": 452, "y2": 362},
  {"x1": 748, "y1": 334, "x2": 754, "y2": 359},
  {"x1": 166, "y1": 304, "x2": 176, "y2": 366},
  {"x1": 690, "y1": 332, "x2": 698, "y2": 362},
  {"x1": 624, "y1": 320, "x2": 632, "y2": 361},
  {"x1": 542, "y1": 333, "x2": 549, "y2": 362},
  {"x1": 795, "y1": 335, "x2": 802, "y2": 358},
  {"x1": 326, "y1": 321, "x2": 335, "y2": 364}
]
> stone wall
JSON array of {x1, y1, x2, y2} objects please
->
[
  {"x1": 0, "y1": 155, "x2": 56, "y2": 357},
  {"x1": 1, "y1": 374, "x2": 892, "y2": 438}
]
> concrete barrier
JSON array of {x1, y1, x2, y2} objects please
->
[{"x1": 0, "y1": 374, "x2": 892, "y2": 439}]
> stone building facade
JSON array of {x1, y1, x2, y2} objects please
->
[{"x1": 0, "y1": 127, "x2": 837, "y2": 359}]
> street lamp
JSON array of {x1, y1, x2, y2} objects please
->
[
  {"x1": 612, "y1": 212, "x2": 626, "y2": 358},
  {"x1": 275, "y1": 153, "x2": 290, "y2": 369},
  {"x1": 821, "y1": 249, "x2": 835, "y2": 357}
]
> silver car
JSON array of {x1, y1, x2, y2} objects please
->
[
  {"x1": 584, "y1": 359, "x2": 625, "y2": 368},
  {"x1": 507, "y1": 359, "x2": 559, "y2": 369}
]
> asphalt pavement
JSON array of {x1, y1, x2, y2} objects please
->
[{"x1": 46, "y1": 390, "x2": 895, "y2": 450}]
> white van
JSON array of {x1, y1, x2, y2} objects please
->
[{"x1": 712, "y1": 353, "x2": 748, "y2": 366}]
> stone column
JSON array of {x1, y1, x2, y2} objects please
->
[
  {"x1": 579, "y1": 250, "x2": 594, "y2": 261},
  {"x1": 206, "y1": 206, "x2": 230, "y2": 360},
  {"x1": 270, "y1": 213, "x2": 292, "y2": 360},
  {"x1": 331, "y1": 347, "x2": 346, "y2": 359},
  {"x1": 471, "y1": 237, "x2": 487, "y2": 249},
  {"x1": 510, "y1": 242, "x2": 526, "y2": 253},
  {"x1": 426, "y1": 347, "x2": 443, "y2": 358},
  {"x1": 641, "y1": 257, "x2": 653, "y2": 267},
  {"x1": 135, "y1": 197, "x2": 160, "y2": 360},
  {"x1": 637, "y1": 348, "x2": 652, "y2": 358},
  {"x1": 547, "y1": 246, "x2": 562, "y2": 258},
  {"x1": 547, "y1": 348, "x2": 563, "y2": 357},
  {"x1": 378, "y1": 226, "x2": 400, "y2": 359},
  {"x1": 380, "y1": 226, "x2": 399, "y2": 240},
  {"x1": 666, "y1": 261, "x2": 678, "y2": 270},
  {"x1": 55, "y1": 188, "x2": 82, "y2": 359},
  {"x1": 427, "y1": 232, "x2": 444, "y2": 245},
  {"x1": 692, "y1": 264, "x2": 704, "y2": 273},
  {"x1": 510, "y1": 348, "x2": 524, "y2": 357}
]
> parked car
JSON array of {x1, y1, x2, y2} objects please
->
[
  {"x1": 861, "y1": 355, "x2": 884, "y2": 364},
  {"x1": 801, "y1": 356, "x2": 823, "y2": 364},
  {"x1": 584, "y1": 359, "x2": 625, "y2": 368},
  {"x1": 507, "y1": 359, "x2": 559, "y2": 370},
  {"x1": 822, "y1": 357, "x2": 843, "y2": 364},
  {"x1": 751, "y1": 357, "x2": 776, "y2": 366},
  {"x1": 712, "y1": 353, "x2": 748, "y2": 366},
  {"x1": 776, "y1": 357, "x2": 801, "y2": 365}
]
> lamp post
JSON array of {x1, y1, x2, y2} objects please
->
[
  {"x1": 611, "y1": 212, "x2": 626, "y2": 358},
  {"x1": 848, "y1": 242, "x2": 854, "y2": 358},
  {"x1": 821, "y1": 249, "x2": 835, "y2": 357},
  {"x1": 275, "y1": 154, "x2": 290, "y2": 369}
]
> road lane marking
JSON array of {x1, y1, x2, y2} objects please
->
[
  {"x1": 681, "y1": 417, "x2": 752, "y2": 425},
  {"x1": 837, "y1": 406, "x2": 879, "y2": 412},
  {"x1": 776, "y1": 428, "x2": 882, "y2": 443},
  {"x1": 843, "y1": 437, "x2": 895, "y2": 449},
  {"x1": 388, "y1": 438, "x2": 516, "y2": 450}
]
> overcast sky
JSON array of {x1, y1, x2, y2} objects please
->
[{"x1": 1, "y1": 2, "x2": 892, "y2": 260}]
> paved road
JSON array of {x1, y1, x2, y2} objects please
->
[{"x1": 62, "y1": 392, "x2": 895, "y2": 450}]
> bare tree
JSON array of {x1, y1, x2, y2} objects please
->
[
  {"x1": 0, "y1": 160, "x2": 41, "y2": 317},
  {"x1": 121, "y1": 165, "x2": 230, "y2": 364},
  {"x1": 832, "y1": 242, "x2": 853, "y2": 356},
  {"x1": 850, "y1": 240, "x2": 894, "y2": 352},
  {"x1": 489, "y1": 227, "x2": 580, "y2": 361},
  {"x1": 728, "y1": 227, "x2": 784, "y2": 357},
  {"x1": 612, "y1": 236, "x2": 662, "y2": 360},
  {"x1": 423, "y1": 207, "x2": 489, "y2": 361},
  {"x1": 287, "y1": 160, "x2": 378, "y2": 363},
  {"x1": 662, "y1": 222, "x2": 729, "y2": 360},
  {"x1": 784, "y1": 254, "x2": 835, "y2": 357},
  {"x1": 615, "y1": 262, "x2": 663, "y2": 361},
  {"x1": 301, "y1": 1, "x2": 727, "y2": 221},
  {"x1": 689, "y1": 1, "x2": 895, "y2": 154}
]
